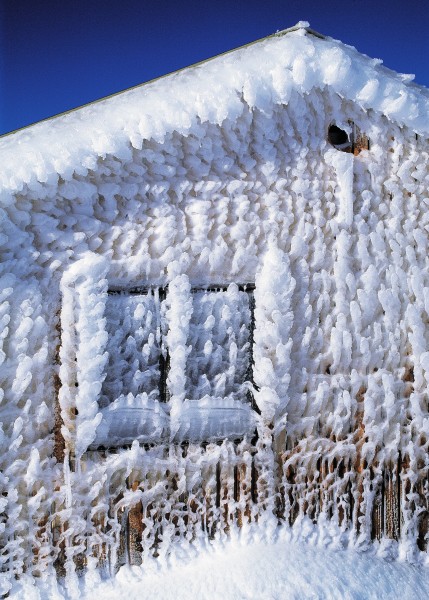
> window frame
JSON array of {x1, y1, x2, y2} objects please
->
[{"x1": 89, "y1": 282, "x2": 258, "y2": 450}]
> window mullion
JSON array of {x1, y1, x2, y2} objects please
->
[
  {"x1": 246, "y1": 289, "x2": 261, "y2": 415},
  {"x1": 158, "y1": 287, "x2": 170, "y2": 404}
]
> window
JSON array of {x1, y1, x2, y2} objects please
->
[
  {"x1": 83, "y1": 283, "x2": 256, "y2": 450},
  {"x1": 101, "y1": 290, "x2": 164, "y2": 407},
  {"x1": 186, "y1": 286, "x2": 252, "y2": 402},
  {"x1": 93, "y1": 289, "x2": 169, "y2": 448},
  {"x1": 177, "y1": 285, "x2": 256, "y2": 442}
]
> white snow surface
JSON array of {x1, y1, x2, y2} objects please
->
[
  {"x1": 86, "y1": 539, "x2": 429, "y2": 600},
  {"x1": 10, "y1": 525, "x2": 429, "y2": 600},
  {"x1": 0, "y1": 22, "x2": 428, "y2": 193}
]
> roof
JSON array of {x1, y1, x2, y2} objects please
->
[{"x1": 1, "y1": 22, "x2": 428, "y2": 194}]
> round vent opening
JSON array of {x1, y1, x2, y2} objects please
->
[{"x1": 328, "y1": 124, "x2": 350, "y2": 147}]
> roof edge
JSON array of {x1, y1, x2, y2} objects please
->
[{"x1": 0, "y1": 23, "x2": 324, "y2": 141}]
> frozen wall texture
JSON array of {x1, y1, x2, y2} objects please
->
[{"x1": 0, "y1": 24, "x2": 429, "y2": 596}]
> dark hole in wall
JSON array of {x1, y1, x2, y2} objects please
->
[
  {"x1": 328, "y1": 124, "x2": 349, "y2": 147},
  {"x1": 328, "y1": 122, "x2": 370, "y2": 154}
]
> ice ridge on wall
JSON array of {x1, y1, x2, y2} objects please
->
[{"x1": 0, "y1": 24, "x2": 429, "y2": 595}]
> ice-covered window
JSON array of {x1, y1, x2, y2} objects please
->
[
  {"x1": 100, "y1": 290, "x2": 164, "y2": 408},
  {"x1": 93, "y1": 289, "x2": 170, "y2": 448},
  {"x1": 172, "y1": 284, "x2": 257, "y2": 443},
  {"x1": 186, "y1": 286, "x2": 253, "y2": 403},
  {"x1": 83, "y1": 283, "x2": 256, "y2": 450}
]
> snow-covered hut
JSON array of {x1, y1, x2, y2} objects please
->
[{"x1": 1, "y1": 22, "x2": 429, "y2": 590}]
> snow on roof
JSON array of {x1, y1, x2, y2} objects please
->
[{"x1": 1, "y1": 21, "x2": 428, "y2": 194}]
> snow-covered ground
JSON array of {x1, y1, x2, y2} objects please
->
[
  {"x1": 82, "y1": 534, "x2": 429, "y2": 600},
  {"x1": 12, "y1": 526, "x2": 429, "y2": 600}
]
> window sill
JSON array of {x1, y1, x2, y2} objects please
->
[{"x1": 89, "y1": 395, "x2": 257, "y2": 449}]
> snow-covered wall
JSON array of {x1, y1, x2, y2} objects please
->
[{"x1": 1, "y1": 26, "x2": 429, "y2": 595}]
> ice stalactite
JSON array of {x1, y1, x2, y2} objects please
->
[
  {"x1": 253, "y1": 241, "x2": 295, "y2": 426},
  {"x1": 60, "y1": 254, "x2": 109, "y2": 458},
  {"x1": 253, "y1": 240, "x2": 295, "y2": 518},
  {"x1": 163, "y1": 273, "x2": 190, "y2": 438}
]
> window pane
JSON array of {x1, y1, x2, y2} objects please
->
[
  {"x1": 185, "y1": 285, "x2": 252, "y2": 402},
  {"x1": 100, "y1": 291, "x2": 162, "y2": 407}
]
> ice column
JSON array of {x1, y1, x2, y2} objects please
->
[
  {"x1": 325, "y1": 148, "x2": 354, "y2": 228},
  {"x1": 253, "y1": 241, "x2": 295, "y2": 425},
  {"x1": 166, "y1": 272, "x2": 193, "y2": 441},
  {"x1": 60, "y1": 254, "x2": 109, "y2": 458}
]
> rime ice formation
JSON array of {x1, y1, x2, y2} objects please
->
[{"x1": 1, "y1": 22, "x2": 429, "y2": 597}]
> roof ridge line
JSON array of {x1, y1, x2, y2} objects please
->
[{"x1": 0, "y1": 22, "x2": 322, "y2": 140}]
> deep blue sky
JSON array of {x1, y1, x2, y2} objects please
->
[{"x1": 1, "y1": 0, "x2": 428, "y2": 136}]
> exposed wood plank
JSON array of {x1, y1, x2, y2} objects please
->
[{"x1": 127, "y1": 480, "x2": 143, "y2": 566}]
